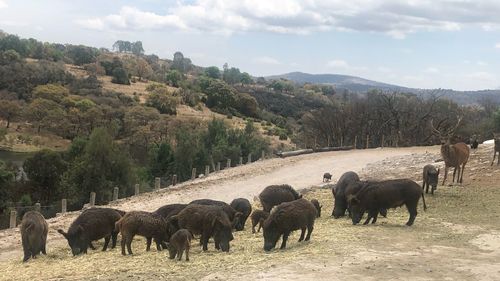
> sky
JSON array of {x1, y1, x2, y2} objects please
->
[{"x1": 0, "y1": 0, "x2": 499, "y2": 91}]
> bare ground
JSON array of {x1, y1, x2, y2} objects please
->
[{"x1": 1, "y1": 144, "x2": 499, "y2": 281}]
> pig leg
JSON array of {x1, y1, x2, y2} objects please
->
[
  {"x1": 102, "y1": 235, "x2": 111, "y2": 251},
  {"x1": 298, "y1": 228, "x2": 306, "y2": 242},
  {"x1": 111, "y1": 231, "x2": 118, "y2": 248},
  {"x1": 185, "y1": 244, "x2": 190, "y2": 261},
  {"x1": 177, "y1": 249, "x2": 183, "y2": 261},
  {"x1": 363, "y1": 213, "x2": 373, "y2": 225},
  {"x1": 201, "y1": 231, "x2": 209, "y2": 251},
  {"x1": 120, "y1": 235, "x2": 127, "y2": 255},
  {"x1": 405, "y1": 202, "x2": 418, "y2": 226},
  {"x1": 88, "y1": 242, "x2": 96, "y2": 250},
  {"x1": 371, "y1": 212, "x2": 379, "y2": 224},
  {"x1": 252, "y1": 223, "x2": 256, "y2": 234},
  {"x1": 460, "y1": 163, "x2": 466, "y2": 183},
  {"x1": 154, "y1": 238, "x2": 162, "y2": 251},
  {"x1": 41, "y1": 244, "x2": 47, "y2": 255},
  {"x1": 127, "y1": 235, "x2": 134, "y2": 255},
  {"x1": 424, "y1": 181, "x2": 429, "y2": 194},
  {"x1": 146, "y1": 237, "x2": 152, "y2": 251},
  {"x1": 305, "y1": 224, "x2": 313, "y2": 241},
  {"x1": 280, "y1": 232, "x2": 290, "y2": 249}
]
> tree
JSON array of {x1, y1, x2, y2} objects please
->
[
  {"x1": 111, "y1": 67, "x2": 130, "y2": 85},
  {"x1": 25, "y1": 98, "x2": 63, "y2": 133},
  {"x1": 135, "y1": 57, "x2": 153, "y2": 81},
  {"x1": 204, "y1": 66, "x2": 221, "y2": 79},
  {"x1": 236, "y1": 93, "x2": 259, "y2": 117},
  {"x1": 204, "y1": 79, "x2": 237, "y2": 110},
  {"x1": 65, "y1": 45, "x2": 98, "y2": 65},
  {"x1": 0, "y1": 160, "x2": 14, "y2": 212},
  {"x1": 240, "y1": 72, "x2": 253, "y2": 85},
  {"x1": 23, "y1": 150, "x2": 67, "y2": 204},
  {"x1": 149, "y1": 142, "x2": 175, "y2": 180},
  {"x1": 165, "y1": 70, "x2": 182, "y2": 87},
  {"x1": 131, "y1": 41, "x2": 144, "y2": 55},
  {"x1": 223, "y1": 66, "x2": 242, "y2": 85},
  {"x1": 146, "y1": 88, "x2": 180, "y2": 115},
  {"x1": 32, "y1": 84, "x2": 69, "y2": 103},
  {"x1": 0, "y1": 100, "x2": 21, "y2": 128},
  {"x1": 171, "y1": 51, "x2": 192, "y2": 73}
]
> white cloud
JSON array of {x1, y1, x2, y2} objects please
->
[
  {"x1": 424, "y1": 67, "x2": 439, "y2": 73},
  {"x1": 377, "y1": 67, "x2": 392, "y2": 73},
  {"x1": 0, "y1": 1, "x2": 7, "y2": 9},
  {"x1": 466, "y1": 72, "x2": 496, "y2": 81},
  {"x1": 495, "y1": 42, "x2": 500, "y2": 49},
  {"x1": 476, "y1": 61, "x2": 488, "y2": 66},
  {"x1": 327, "y1": 59, "x2": 349, "y2": 68},
  {"x1": 254, "y1": 56, "x2": 281, "y2": 65},
  {"x1": 75, "y1": 1, "x2": 500, "y2": 37},
  {"x1": 326, "y1": 59, "x2": 368, "y2": 72}
]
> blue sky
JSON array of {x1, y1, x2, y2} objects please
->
[{"x1": 0, "y1": 0, "x2": 499, "y2": 91}]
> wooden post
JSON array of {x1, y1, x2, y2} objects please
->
[
  {"x1": 89, "y1": 192, "x2": 96, "y2": 207},
  {"x1": 247, "y1": 154, "x2": 252, "y2": 164},
  {"x1": 9, "y1": 210, "x2": 16, "y2": 228},
  {"x1": 134, "y1": 184, "x2": 140, "y2": 195},
  {"x1": 113, "y1": 186, "x2": 119, "y2": 201},
  {"x1": 239, "y1": 157, "x2": 243, "y2": 166},
  {"x1": 354, "y1": 136, "x2": 358, "y2": 150},
  {"x1": 155, "y1": 177, "x2": 160, "y2": 190},
  {"x1": 191, "y1": 168, "x2": 196, "y2": 180},
  {"x1": 216, "y1": 162, "x2": 221, "y2": 171},
  {"x1": 172, "y1": 175, "x2": 177, "y2": 186},
  {"x1": 340, "y1": 137, "x2": 344, "y2": 147},
  {"x1": 34, "y1": 202, "x2": 41, "y2": 212},
  {"x1": 61, "y1": 199, "x2": 67, "y2": 214},
  {"x1": 205, "y1": 165, "x2": 210, "y2": 176},
  {"x1": 381, "y1": 135, "x2": 385, "y2": 148},
  {"x1": 261, "y1": 150, "x2": 265, "y2": 160},
  {"x1": 226, "y1": 158, "x2": 231, "y2": 169},
  {"x1": 366, "y1": 135, "x2": 370, "y2": 149}
]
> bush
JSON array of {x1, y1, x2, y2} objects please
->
[{"x1": 111, "y1": 67, "x2": 130, "y2": 85}]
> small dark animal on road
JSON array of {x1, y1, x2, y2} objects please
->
[
  {"x1": 259, "y1": 184, "x2": 302, "y2": 213},
  {"x1": 347, "y1": 179, "x2": 427, "y2": 226},
  {"x1": 422, "y1": 164, "x2": 440, "y2": 195},
  {"x1": 323, "y1": 173, "x2": 332, "y2": 182},
  {"x1": 58, "y1": 208, "x2": 123, "y2": 256},
  {"x1": 168, "y1": 229, "x2": 193, "y2": 261},
  {"x1": 263, "y1": 198, "x2": 317, "y2": 251},
  {"x1": 310, "y1": 199, "x2": 322, "y2": 217},
  {"x1": 250, "y1": 209, "x2": 269, "y2": 233},
  {"x1": 20, "y1": 211, "x2": 48, "y2": 262}
]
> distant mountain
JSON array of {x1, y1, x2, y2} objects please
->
[{"x1": 267, "y1": 72, "x2": 500, "y2": 105}]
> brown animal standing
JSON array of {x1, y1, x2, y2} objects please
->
[
  {"x1": 20, "y1": 211, "x2": 48, "y2": 262},
  {"x1": 263, "y1": 198, "x2": 317, "y2": 251},
  {"x1": 422, "y1": 164, "x2": 440, "y2": 195},
  {"x1": 332, "y1": 171, "x2": 360, "y2": 218},
  {"x1": 168, "y1": 204, "x2": 234, "y2": 252},
  {"x1": 189, "y1": 199, "x2": 244, "y2": 231},
  {"x1": 58, "y1": 208, "x2": 123, "y2": 256},
  {"x1": 230, "y1": 198, "x2": 252, "y2": 230},
  {"x1": 115, "y1": 211, "x2": 172, "y2": 255},
  {"x1": 168, "y1": 229, "x2": 193, "y2": 261},
  {"x1": 491, "y1": 133, "x2": 500, "y2": 166},
  {"x1": 431, "y1": 118, "x2": 470, "y2": 185},
  {"x1": 153, "y1": 204, "x2": 188, "y2": 220},
  {"x1": 310, "y1": 199, "x2": 322, "y2": 217},
  {"x1": 259, "y1": 184, "x2": 302, "y2": 212},
  {"x1": 250, "y1": 209, "x2": 269, "y2": 233}
]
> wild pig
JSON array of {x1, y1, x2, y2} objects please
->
[
  {"x1": 153, "y1": 204, "x2": 188, "y2": 220},
  {"x1": 58, "y1": 208, "x2": 123, "y2": 255},
  {"x1": 189, "y1": 199, "x2": 244, "y2": 231},
  {"x1": 250, "y1": 209, "x2": 269, "y2": 233},
  {"x1": 422, "y1": 164, "x2": 440, "y2": 194},
  {"x1": 20, "y1": 211, "x2": 48, "y2": 262},
  {"x1": 259, "y1": 184, "x2": 302, "y2": 213},
  {"x1": 263, "y1": 198, "x2": 317, "y2": 251},
  {"x1": 169, "y1": 204, "x2": 234, "y2": 252},
  {"x1": 310, "y1": 199, "x2": 322, "y2": 218},
  {"x1": 323, "y1": 173, "x2": 332, "y2": 182},
  {"x1": 230, "y1": 198, "x2": 252, "y2": 230},
  {"x1": 332, "y1": 171, "x2": 360, "y2": 218},
  {"x1": 348, "y1": 179, "x2": 427, "y2": 226},
  {"x1": 168, "y1": 229, "x2": 193, "y2": 261},
  {"x1": 115, "y1": 211, "x2": 171, "y2": 255}
]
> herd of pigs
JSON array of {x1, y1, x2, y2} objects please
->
[{"x1": 16, "y1": 135, "x2": 500, "y2": 263}]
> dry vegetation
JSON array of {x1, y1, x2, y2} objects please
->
[{"x1": 0, "y1": 145, "x2": 499, "y2": 280}]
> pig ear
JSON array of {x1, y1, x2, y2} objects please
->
[{"x1": 57, "y1": 229, "x2": 67, "y2": 238}]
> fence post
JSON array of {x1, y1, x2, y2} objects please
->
[
  {"x1": 247, "y1": 154, "x2": 252, "y2": 164},
  {"x1": 261, "y1": 150, "x2": 265, "y2": 160},
  {"x1": 216, "y1": 162, "x2": 221, "y2": 172},
  {"x1": 134, "y1": 184, "x2": 140, "y2": 195},
  {"x1": 89, "y1": 192, "x2": 96, "y2": 207},
  {"x1": 191, "y1": 168, "x2": 196, "y2": 180},
  {"x1": 239, "y1": 157, "x2": 243, "y2": 166},
  {"x1": 354, "y1": 136, "x2": 358, "y2": 150},
  {"x1": 9, "y1": 210, "x2": 16, "y2": 228},
  {"x1": 155, "y1": 177, "x2": 161, "y2": 190},
  {"x1": 205, "y1": 165, "x2": 210, "y2": 176},
  {"x1": 226, "y1": 158, "x2": 231, "y2": 169},
  {"x1": 366, "y1": 135, "x2": 370, "y2": 149},
  {"x1": 34, "y1": 202, "x2": 41, "y2": 212},
  {"x1": 61, "y1": 199, "x2": 67, "y2": 214},
  {"x1": 381, "y1": 135, "x2": 385, "y2": 148},
  {"x1": 113, "y1": 186, "x2": 119, "y2": 201},
  {"x1": 172, "y1": 175, "x2": 177, "y2": 186}
]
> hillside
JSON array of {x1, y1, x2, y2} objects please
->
[{"x1": 269, "y1": 72, "x2": 500, "y2": 105}]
